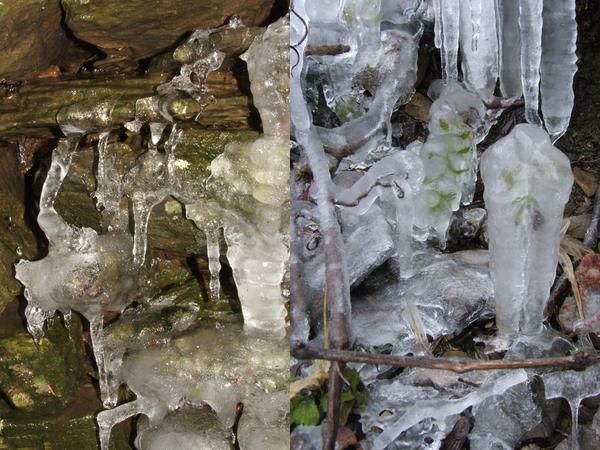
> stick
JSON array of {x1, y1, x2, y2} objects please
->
[{"x1": 292, "y1": 345, "x2": 600, "y2": 374}]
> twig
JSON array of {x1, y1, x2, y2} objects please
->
[
  {"x1": 292, "y1": 345, "x2": 600, "y2": 374},
  {"x1": 305, "y1": 45, "x2": 351, "y2": 56}
]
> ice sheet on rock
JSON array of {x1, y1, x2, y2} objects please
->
[
  {"x1": 295, "y1": 200, "x2": 395, "y2": 316},
  {"x1": 336, "y1": 149, "x2": 424, "y2": 277},
  {"x1": 480, "y1": 124, "x2": 573, "y2": 338},
  {"x1": 364, "y1": 369, "x2": 528, "y2": 450},
  {"x1": 413, "y1": 81, "x2": 484, "y2": 243},
  {"x1": 96, "y1": 318, "x2": 289, "y2": 450},
  {"x1": 540, "y1": 0, "x2": 577, "y2": 141},
  {"x1": 135, "y1": 406, "x2": 232, "y2": 450},
  {"x1": 542, "y1": 364, "x2": 600, "y2": 450},
  {"x1": 351, "y1": 250, "x2": 494, "y2": 354},
  {"x1": 291, "y1": 425, "x2": 322, "y2": 450},
  {"x1": 469, "y1": 378, "x2": 547, "y2": 450},
  {"x1": 459, "y1": 0, "x2": 499, "y2": 98},
  {"x1": 314, "y1": 19, "x2": 422, "y2": 162}
]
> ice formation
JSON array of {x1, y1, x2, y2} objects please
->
[
  {"x1": 364, "y1": 370, "x2": 528, "y2": 450},
  {"x1": 413, "y1": 81, "x2": 485, "y2": 243},
  {"x1": 542, "y1": 365, "x2": 600, "y2": 450},
  {"x1": 186, "y1": 17, "x2": 290, "y2": 335},
  {"x1": 96, "y1": 319, "x2": 289, "y2": 450},
  {"x1": 481, "y1": 124, "x2": 573, "y2": 338},
  {"x1": 335, "y1": 150, "x2": 424, "y2": 277},
  {"x1": 431, "y1": 0, "x2": 578, "y2": 140},
  {"x1": 15, "y1": 17, "x2": 290, "y2": 450}
]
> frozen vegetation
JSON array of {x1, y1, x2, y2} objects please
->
[
  {"x1": 14, "y1": 18, "x2": 289, "y2": 450},
  {"x1": 291, "y1": 0, "x2": 586, "y2": 449}
]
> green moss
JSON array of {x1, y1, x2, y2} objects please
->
[
  {"x1": 0, "y1": 3, "x2": 9, "y2": 19},
  {"x1": 439, "y1": 118, "x2": 450, "y2": 132}
]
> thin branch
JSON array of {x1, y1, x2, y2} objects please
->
[{"x1": 292, "y1": 345, "x2": 600, "y2": 374}]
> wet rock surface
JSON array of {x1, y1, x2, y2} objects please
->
[
  {"x1": 0, "y1": 0, "x2": 89, "y2": 81},
  {"x1": 61, "y1": 0, "x2": 277, "y2": 61}
]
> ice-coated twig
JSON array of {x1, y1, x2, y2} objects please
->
[{"x1": 518, "y1": 0, "x2": 544, "y2": 125}]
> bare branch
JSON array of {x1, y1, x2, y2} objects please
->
[{"x1": 292, "y1": 345, "x2": 600, "y2": 374}]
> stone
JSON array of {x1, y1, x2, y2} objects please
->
[
  {"x1": 0, "y1": 147, "x2": 37, "y2": 315},
  {"x1": 61, "y1": 0, "x2": 276, "y2": 61},
  {"x1": 0, "y1": 0, "x2": 88, "y2": 81},
  {"x1": 0, "y1": 300, "x2": 84, "y2": 414},
  {"x1": 0, "y1": 384, "x2": 130, "y2": 450}
]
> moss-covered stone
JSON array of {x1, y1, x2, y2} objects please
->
[
  {"x1": 0, "y1": 384, "x2": 131, "y2": 450},
  {"x1": 0, "y1": 0, "x2": 90, "y2": 81},
  {"x1": 61, "y1": 0, "x2": 275, "y2": 61},
  {"x1": 0, "y1": 301, "x2": 84, "y2": 414},
  {"x1": 0, "y1": 148, "x2": 38, "y2": 315}
]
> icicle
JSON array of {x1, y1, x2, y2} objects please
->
[
  {"x1": 95, "y1": 131, "x2": 110, "y2": 210},
  {"x1": 132, "y1": 196, "x2": 152, "y2": 267},
  {"x1": 518, "y1": 0, "x2": 544, "y2": 125},
  {"x1": 498, "y1": 0, "x2": 523, "y2": 97},
  {"x1": 540, "y1": 0, "x2": 577, "y2": 142},
  {"x1": 459, "y1": 0, "x2": 499, "y2": 98},
  {"x1": 205, "y1": 225, "x2": 222, "y2": 303},
  {"x1": 440, "y1": 0, "x2": 460, "y2": 81},
  {"x1": 149, "y1": 122, "x2": 167, "y2": 151}
]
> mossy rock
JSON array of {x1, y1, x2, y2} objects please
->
[
  {"x1": 0, "y1": 302, "x2": 84, "y2": 414},
  {"x1": 0, "y1": 0, "x2": 89, "y2": 81},
  {"x1": 61, "y1": 0, "x2": 275, "y2": 61},
  {"x1": 0, "y1": 384, "x2": 131, "y2": 450},
  {"x1": 0, "y1": 148, "x2": 38, "y2": 315}
]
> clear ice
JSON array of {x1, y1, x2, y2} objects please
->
[
  {"x1": 431, "y1": 0, "x2": 578, "y2": 138},
  {"x1": 480, "y1": 124, "x2": 573, "y2": 337}
]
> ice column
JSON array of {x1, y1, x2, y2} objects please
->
[
  {"x1": 481, "y1": 124, "x2": 573, "y2": 337},
  {"x1": 413, "y1": 81, "x2": 484, "y2": 243}
]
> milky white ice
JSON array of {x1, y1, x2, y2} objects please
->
[
  {"x1": 481, "y1": 124, "x2": 573, "y2": 338},
  {"x1": 431, "y1": 0, "x2": 577, "y2": 140}
]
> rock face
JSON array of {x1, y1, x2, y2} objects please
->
[
  {"x1": 0, "y1": 148, "x2": 37, "y2": 315},
  {"x1": 0, "y1": 301, "x2": 83, "y2": 414},
  {"x1": 0, "y1": 0, "x2": 86, "y2": 81},
  {"x1": 61, "y1": 0, "x2": 277, "y2": 61}
]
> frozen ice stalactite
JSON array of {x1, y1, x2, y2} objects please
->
[
  {"x1": 96, "y1": 319, "x2": 289, "y2": 450},
  {"x1": 186, "y1": 17, "x2": 289, "y2": 335},
  {"x1": 335, "y1": 149, "x2": 424, "y2": 278},
  {"x1": 498, "y1": 0, "x2": 522, "y2": 98},
  {"x1": 365, "y1": 369, "x2": 528, "y2": 450},
  {"x1": 413, "y1": 81, "x2": 484, "y2": 244},
  {"x1": 205, "y1": 225, "x2": 222, "y2": 303},
  {"x1": 481, "y1": 124, "x2": 573, "y2": 339},
  {"x1": 540, "y1": 0, "x2": 577, "y2": 141},
  {"x1": 431, "y1": 0, "x2": 577, "y2": 139},
  {"x1": 519, "y1": 0, "x2": 543, "y2": 126},
  {"x1": 459, "y1": 0, "x2": 498, "y2": 98},
  {"x1": 124, "y1": 125, "x2": 182, "y2": 267},
  {"x1": 438, "y1": 0, "x2": 460, "y2": 81},
  {"x1": 542, "y1": 365, "x2": 600, "y2": 450}
]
